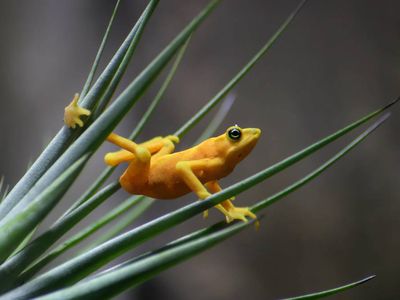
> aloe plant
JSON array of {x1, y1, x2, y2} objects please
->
[{"x1": 0, "y1": 0, "x2": 395, "y2": 299}]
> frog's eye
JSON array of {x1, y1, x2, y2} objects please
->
[{"x1": 228, "y1": 128, "x2": 241, "y2": 141}]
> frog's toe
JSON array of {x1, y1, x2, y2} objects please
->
[
  {"x1": 165, "y1": 135, "x2": 180, "y2": 144},
  {"x1": 135, "y1": 146, "x2": 151, "y2": 163},
  {"x1": 64, "y1": 93, "x2": 91, "y2": 128},
  {"x1": 224, "y1": 206, "x2": 257, "y2": 223}
]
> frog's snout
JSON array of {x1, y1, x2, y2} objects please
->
[{"x1": 250, "y1": 128, "x2": 261, "y2": 138}]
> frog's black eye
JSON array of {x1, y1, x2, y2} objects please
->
[{"x1": 228, "y1": 128, "x2": 241, "y2": 141}]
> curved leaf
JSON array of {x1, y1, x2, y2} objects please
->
[
  {"x1": 80, "y1": 0, "x2": 121, "y2": 99},
  {"x1": 283, "y1": 275, "x2": 375, "y2": 300}
]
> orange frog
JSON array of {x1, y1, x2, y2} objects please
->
[{"x1": 65, "y1": 95, "x2": 261, "y2": 223}]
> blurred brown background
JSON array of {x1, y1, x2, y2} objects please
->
[{"x1": 0, "y1": 0, "x2": 400, "y2": 299}]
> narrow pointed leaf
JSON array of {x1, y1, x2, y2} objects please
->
[
  {"x1": 283, "y1": 275, "x2": 376, "y2": 300},
  {"x1": 80, "y1": 0, "x2": 121, "y2": 98},
  {"x1": 9, "y1": 228, "x2": 37, "y2": 259}
]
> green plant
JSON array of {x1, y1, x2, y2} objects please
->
[{"x1": 0, "y1": 0, "x2": 395, "y2": 299}]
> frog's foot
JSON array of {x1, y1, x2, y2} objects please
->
[
  {"x1": 222, "y1": 205, "x2": 257, "y2": 223},
  {"x1": 224, "y1": 205, "x2": 259, "y2": 229},
  {"x1": 64, "y1": 93, "x2": 91, "y2": 129}
]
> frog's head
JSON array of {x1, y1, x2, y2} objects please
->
[{"x1": 217, "y1": 125, "x2": 261, "y2": 166}]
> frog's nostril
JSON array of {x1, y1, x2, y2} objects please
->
[{"x1": 252, "y1": 128, "x2": 261, "y2": 137}]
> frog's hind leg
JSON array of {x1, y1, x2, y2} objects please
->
[{"x1": 205, "y1": 180, "x2": 257, "y2": 224}]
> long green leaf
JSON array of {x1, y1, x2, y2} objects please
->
[
  {"x1": 80, "y1": 0, "x2": 121, "y2": 99},
  {"x1": 0, "y1": 0, "x2": 158, "y2": 220},
  {"x1": 35, "y1": 219, "x2": 255, "y2": 300},
  {"x1": 0, "y1": 156, "x2": 87, "y2": 266},
  {"x1": 0, "y1": 0, "x2": 220, "y2": 225},
  {"x1": 4, "y1": 101, "x2": 394, "y2": 299},
  {"x1": 0, "y1": 182, "x2": 120, "y2": 288},
  {"x1": 283, "y1": 275, "x2": 375, "y2": 300}
]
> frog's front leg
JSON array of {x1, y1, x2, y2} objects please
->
[
  {"x1": 106, "y1": 133, "x2": 151, "y2": 164},
  {"x1": 105, "y1": 134, "x2": 179, "y2": 166},
  {"x1": 64, "y1": 93, "x2": 91, "y2": 129},
  {"x1": 106, "y1": 133, "x2": 151, "y2": 187},
  {"x1": 176, "y1": 159, "x2": 257, "y2": 224}
]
